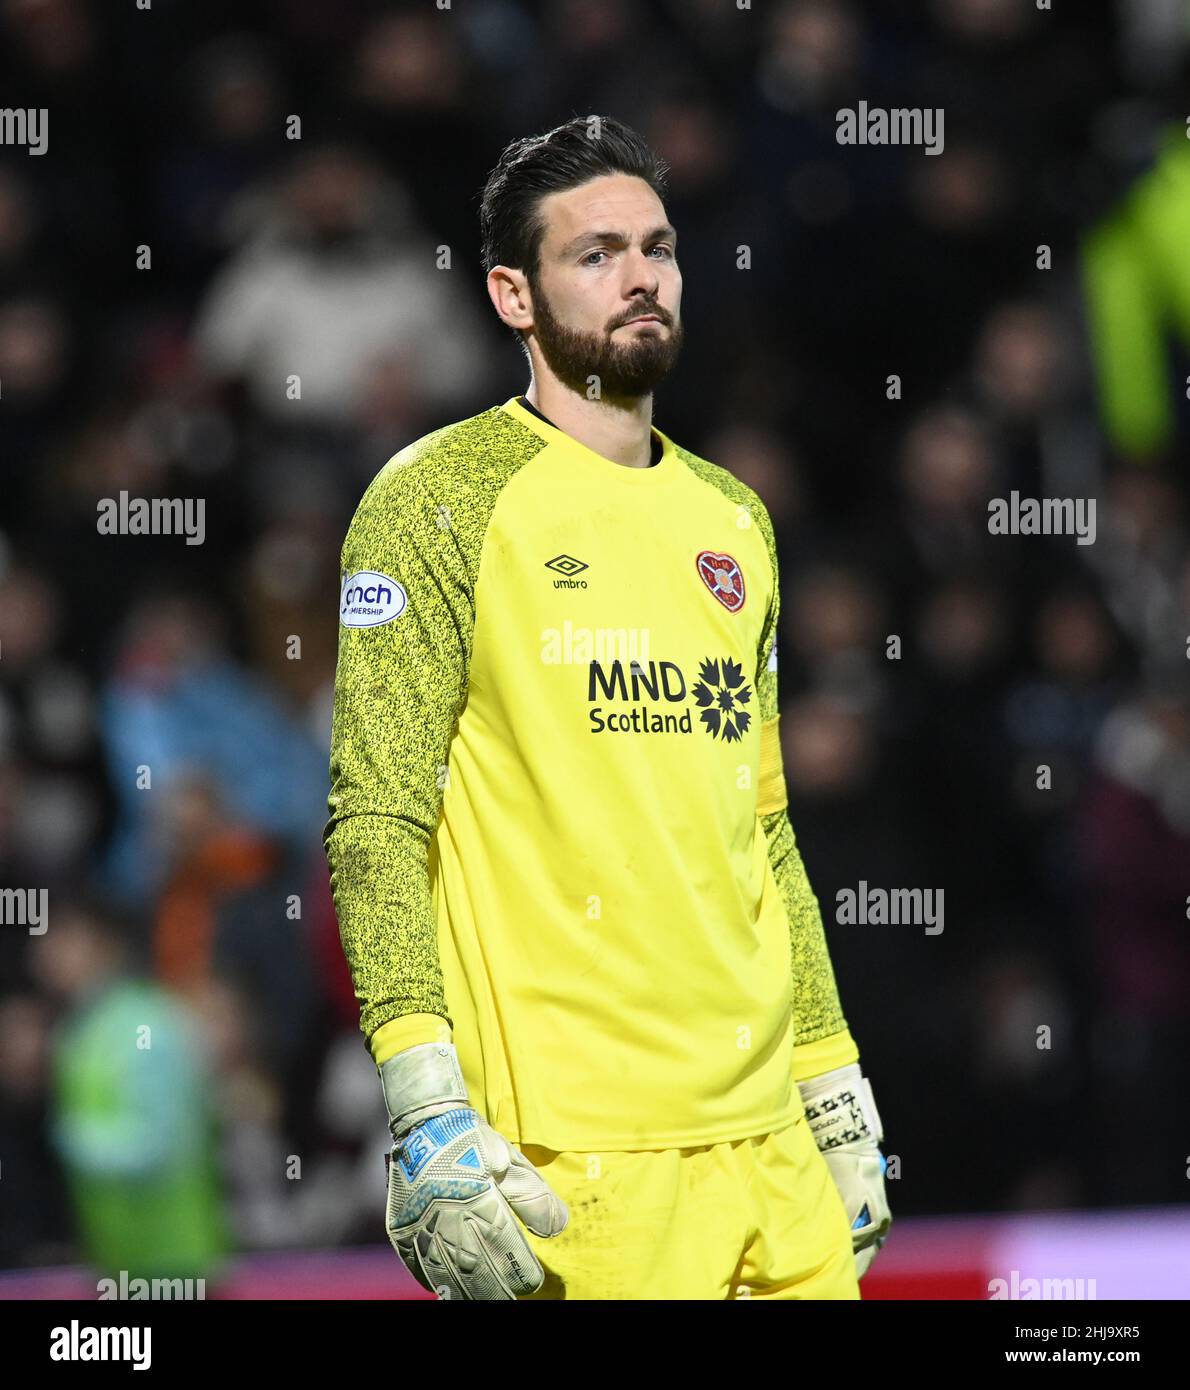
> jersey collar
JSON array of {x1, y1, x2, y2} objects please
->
[{"x1": 501, "y1": 396, "x2": 679, "y2": 485}]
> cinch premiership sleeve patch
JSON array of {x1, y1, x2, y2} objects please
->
[
  {"x1": 339, "y1": 570, "x2": 408, "y2": 628},
  {"x1": 757, "y1": 714, "x2": 788, "y2": 815}
]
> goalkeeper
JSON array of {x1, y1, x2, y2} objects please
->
[{"x1": 324, "y1": 115, "x2": 890, "y2": 1300}]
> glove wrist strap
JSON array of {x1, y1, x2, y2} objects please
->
[
  {"x1": 798, "y1": 1063, "x2": 883, "y2": 1148},
  {"x1": 379, "y1": 1042, "x2": 469, "y2": 1142}
]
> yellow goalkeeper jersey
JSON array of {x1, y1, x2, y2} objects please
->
[{"x1": 325, "y1": 394, "x2": 858, "y2": 1151}]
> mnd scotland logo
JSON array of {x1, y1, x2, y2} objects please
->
[
  {"x1": 586, "y1": 654, "x2": 753, "y2": 741},
  {"x1": 691, "y1": 657, "x2": 753, "y2": 742}
]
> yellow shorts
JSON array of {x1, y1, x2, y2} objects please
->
[{"x1": 517, "y1": 1113, "x2": 859, "y2": 1300}]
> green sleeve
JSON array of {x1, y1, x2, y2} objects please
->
[
  {"x1": 324, "y1": 456, "x2": 474, "y2": 1045},
  {"x1": 324, "y1": 410, "x2": 540, "y2": 1052},
  {"x1": 753, "y1": 501, "x2": 850, "y2": 1048}
]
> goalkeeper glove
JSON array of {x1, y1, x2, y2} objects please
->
[
  {"x1": 798, "y1": 1062, "x2": 891, "y2": 1279},
  {"x1": 380, "y1": 1040, "x2": 568, "y2": 1300}
]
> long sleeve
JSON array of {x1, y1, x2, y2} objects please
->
[
  {"x1": 752, "y1": 501, "x2": 859, "y2": 1080},
  {"x1": 324, "y1": 457, "x2": 474, "y2": 1057}
]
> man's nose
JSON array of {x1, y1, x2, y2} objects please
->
[{"x1": 621, "y1": 251, "x2": 661, "y2": 304}]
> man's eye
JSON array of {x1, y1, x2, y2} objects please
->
[
  {"x1": 650, "y1": 245, "x2": 674, "y2": 259},
  {"x1": 583, "y1": 250, "x2": 607, "y2": 266}
]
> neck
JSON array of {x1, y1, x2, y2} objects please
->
[{"x1": 524, "y1": 380, "x2": 655, "y2": 470}]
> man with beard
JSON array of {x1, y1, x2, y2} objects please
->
[{"x1": 324, "y1": 116, "x2": 890, "y2": 1300}]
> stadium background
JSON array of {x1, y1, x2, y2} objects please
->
[{"x1": 1, "y1": 0, "x2": 1188, "y2": 1299}]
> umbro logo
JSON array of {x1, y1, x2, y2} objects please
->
[
  {"x1": 545, "y1": 554, "x2": 588, "y2": 576},
  {"x1": 546, "y1": 554, "x2": 589, "y2": 590}
]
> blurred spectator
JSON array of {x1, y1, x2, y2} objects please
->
[
  {"x1": 149, "y1": 772, "x2": 322, "y2": 1114},
  {"x1": 153, "y1": 35, "x2": 287, "y2": 289},
  {"x1": 28, "y1": 898, "x2": 230, "y2": 1284},
  {"x1": 98, "y1": 593, "x2": 326, "y2": 904},
  {"x1": 0, "y1": 564, "x2": 106, "y2": 885},
  {"x1": 1081, "y1": 124, "x2": 1190, "y2": 461},
  {"x1": 191, "y1": 142, "x2": 496, "y2": 431}
]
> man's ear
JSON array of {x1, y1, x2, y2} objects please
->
[{"x1": 487, "y1": 265, "x2": 533, "y2": 333}]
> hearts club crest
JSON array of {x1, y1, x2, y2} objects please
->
[{"x1": 696, "y1": 550, "x2": 745, "y2": 613}]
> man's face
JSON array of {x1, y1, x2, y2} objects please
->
[{"x1": 526, "y1": 172, "x2": 683, "y2": 400}]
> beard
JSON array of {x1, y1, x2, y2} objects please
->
[{"x1": 527, "y1": 277, "x2": 684, "y2": 400}]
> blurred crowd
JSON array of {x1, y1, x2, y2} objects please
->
[{"x1": 1, "y1": 0, "x2": 1189, "y2": 1281}]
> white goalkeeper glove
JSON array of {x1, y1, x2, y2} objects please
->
[
  {"x1": 379, "y1": 1040, "x2": 568, "y2": 1300},
  {"x1": 798, "y1": 1062, "x2": 891, "y2": 1279}
]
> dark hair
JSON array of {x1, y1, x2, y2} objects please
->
[{"x1": 478, "y1": 114, "x2": 670, "y2": 284}]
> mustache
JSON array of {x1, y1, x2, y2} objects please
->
[{"x1": 615, "y1": 304, "x2": 669, "y2": 327}]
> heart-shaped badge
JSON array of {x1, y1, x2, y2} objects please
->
[{"x1": 696, "y1": 550, "x2": 746, "y2": 612}]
